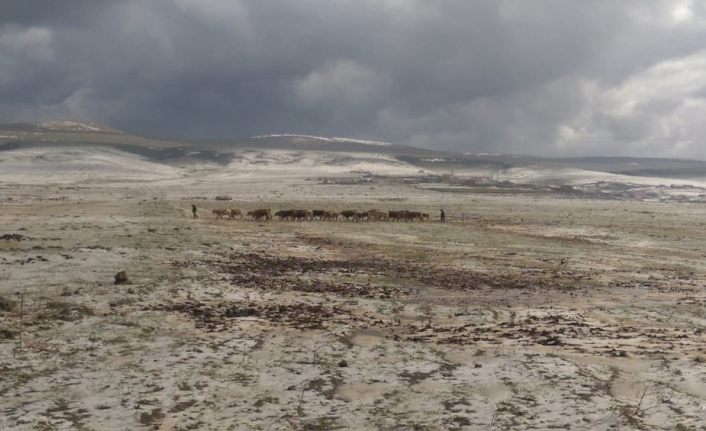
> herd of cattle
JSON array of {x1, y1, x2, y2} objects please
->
[{"x1": 211, "y1": 208, "x2": 433, "y2": 222}]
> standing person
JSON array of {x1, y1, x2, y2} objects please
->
[
  {"x1": 440, "y1": 209, "x2": 446, "y2": 223},
  {"x1": 192, "y1": 204, "x2": 198, "y2": 219}
]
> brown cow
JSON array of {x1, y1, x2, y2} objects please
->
[
  {"x1": 312, "y1": 210, "x2": 326, "y2": 221},
  {"x1": 340, "y1": 210, "x2": 359, "y2": 221},
  {"x1": 248, "y1": 208, "x2": 272, "y2": 221},
  {"x1": 228, "y1": 209, "x2": 243, "y2": 220},
  {"x1": 292, "y1": 209, "x2": 312, "y2": 222},
  {"x1": 275, "y1": 210, "x2": 295, "y2": 221},
  {"x1": 388, "y1": 210, "x2": 409, "y2": 222},
  {"x1": 324, "y1": 211, "x2": 339, "y2": 221},
  {"x1": 404, "y1": 211, "x2": 423, "y2": 222},
  {"x1": 212, "y1": 208, "x2": 229, "y2": 220},
  {"x1": 366, "y1": 210, "x2": 387, "y2": 221}
]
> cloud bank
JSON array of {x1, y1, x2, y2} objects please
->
[{"x1": 2, "y1": 0, "x2": 706, "y2": 158}]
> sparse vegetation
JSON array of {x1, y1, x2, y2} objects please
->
[
  {"x1": 0, "y1": 295, "x2": 15, "y2": 312},
  {"x1": 1, "y1": 147, "x2": 704, "y2": 429}
]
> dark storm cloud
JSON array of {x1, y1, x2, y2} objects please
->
[{"x1": 2, "y1": 0, "x2": 706, "y2": 158}]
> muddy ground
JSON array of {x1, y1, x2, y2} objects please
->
[{"x1": 1, "y1": 176, "x2": 705, "y2": 430}]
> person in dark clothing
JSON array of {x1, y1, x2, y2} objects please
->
[
  {"x1": 440, "y1": 209, "x2": 446, "y2": 223},
  {"x1": 192, "y1": 204, "x2": 198, "y2": 219}
]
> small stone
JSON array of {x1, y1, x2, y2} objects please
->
[
  {"x1": 337, "y1": 360, "x2": 349, "y2": 367},
  {"x1": 114, "y1": 271, "x2": 131, "y2": 285}
]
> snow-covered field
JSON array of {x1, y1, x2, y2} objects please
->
[
  {"x1": 3, "y1": 144, "x2": 705, "y2": 191},
  {"x1": 498, "y1": 166, "x2": 706, "y2": 188},
  {"x1": 0, "y1": 145, "x2": 705, "y2": 430},
  {"x1": 0, "y1": 146, "x2": 427, "y2": 185},
  {"x1": 0, "y1": 146, "x2": 182, "y2": 184}
]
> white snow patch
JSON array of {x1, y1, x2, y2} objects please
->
[
  {"x1": 252, "y1": 134, "x2": 391, "y2": 146},
  {"x1": 0, "y1": 145, "x2": 182, "y2": 184},
  {"x1": 226, "y1": 150, "x2": 418, "y2": 176},
  {"x1": 38, "y1": 121, "x2": 114, "y2": 133}
]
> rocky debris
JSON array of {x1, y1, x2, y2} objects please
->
[
  {"x1": 177, "y1": 251, "x2": 593, "y2": 300},
  {"x1": 139, "y1": 408, "x2": 165, "y2": 427},
  {"x1": 0, "y1": 327, "x2": 16, "y2": 339},
  {"x1": 0, "y1": 295, "x2": 16, "y2": 311},
  {"x1": 214, "y1": 195, "x2": 233, "y2": 201},
  {"x1": 1, "y1": 256, "x2": 46, "y2": 265},
  {"x1": 175, "y1": 252, "x2": 413, "y2": 299},
  {"x1": 148, "y1": 300, "x2": 356, "y2": 331},
  {"x1": 114, "y1": 271, "x2": 131, "y2": 285},
  {"x1": 41, "y1": 301, "x2": 94, "y2": 322},
  {"x1": 0, "y1": 233, "x2": 29, "y2": 241},
  {"x1": 398, "y1": 313, "x2": 699, "y2": 356}
]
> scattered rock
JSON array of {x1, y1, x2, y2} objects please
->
[
  {"x1": 0, "y1": 324, "x2": 16, "y2": 339},
  {"x1": 114, "y1": 271, "x2": 131, "y2": 285},
  {"x1": 0, "y1": 295, "x2": 16, "y2": 311},
  {"x1": 149, "y1": 300, "x2": 355, "y2": 331},
  {"x1": 215, "y1": 195, "x2": 233, "y2": 201},
  {"x1": 0, "y1": 233, "x2": 29, "y2": 241},
  {"x1": 338, "y1": 360, "x2": 349, "y2": 367},
  {"x1": 42, "y1": 301, "x2": 94, "y2": 322},
  {"x1": 139, "y1": 408, "x2": 165, "y2": 427}
]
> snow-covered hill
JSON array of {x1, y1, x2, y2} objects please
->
[
  {"x1": 252, "y1": 134, "x2": 390, "y2": 147},
  {"x1": 0, "y1": 145, "x2": 181, "y2": 184},
  {"x1": 37, "y1": 121, "x2": 120, "y2": 134}
]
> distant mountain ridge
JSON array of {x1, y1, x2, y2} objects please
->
[
  {"x1": 37, "y1": 121, "x2": 121, "y2": 134},
  {"x1": 0, "y1": 121, "x2": 120, "y2": 134},
  {"x1": 252, "y1": 134, "x2": 391, "y2": 146},
  {"x1": 1, "y1": 121, "x2": 706, "y2": 179},
  {"x1": 202, "y1": 133, "x2": 440, "y2": 157},
  {"x1": 0, "y1": 121, "x2": 184, "y2": 150}
]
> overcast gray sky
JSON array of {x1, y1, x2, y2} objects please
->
[{"x1": 2, "y1": 0, "x2": 706, "y2": 158}]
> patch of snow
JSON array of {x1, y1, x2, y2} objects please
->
[
  {"x1": 0, "y1": 145, "x2": 181, "y2": 184},
  {"x1": 38, "y1": 121, "x2": 114, "y2": 133},
  {"x1": 225, "y1": 149, "x2": 418, "y2": 176},
  {"x1": 331, "y1": 137, "x2": 390, "y2": 146},
  {"x1": 252, "y1": 134, "x2": 391, "y2": 146},
  {"x1": 495, "y1": 166, "x2": 706, "y2": 188}
]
